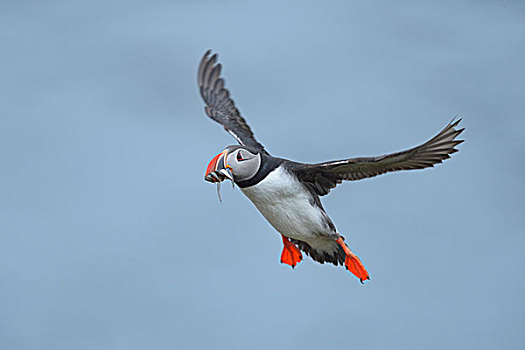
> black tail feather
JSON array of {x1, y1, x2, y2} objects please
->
[{"x1": 290, "y1": 237, "x2": 346, "y2": 266}]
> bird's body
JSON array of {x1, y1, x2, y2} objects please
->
[
  {"x1": 235, "y1": 151, "x2": 349, "y2": 267},
  {"x1": 241, "y1": 163, "x2": 350, "y2": 269},
  {"x1": 197, "y1": 50, "x2": 464, "y2": 282},
  {"x1": 241, "y1": 165, "x2": 338, "y2": 244}
]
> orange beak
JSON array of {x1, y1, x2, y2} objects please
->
[{"x1": 204, "y1": 150, "x2": 234, "y2": 183}]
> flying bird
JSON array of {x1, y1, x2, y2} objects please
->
[{"x1": 198, "y1": 50, "x2": 464, "y2": 283}]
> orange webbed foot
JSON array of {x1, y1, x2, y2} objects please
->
[
  {"x1": 280, "y1": 235, "x2": 303, "y2": 268},
  {"x1": 336, "y1": 237, "x2": 370, "y2": 283}
]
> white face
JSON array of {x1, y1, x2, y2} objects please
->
[{"x1": 226, "y1": 147, "x2": 261, "y2": 182}]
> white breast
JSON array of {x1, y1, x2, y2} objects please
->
[{"x1": 240, "y1": 166, "x2": 333, "y2": 241}]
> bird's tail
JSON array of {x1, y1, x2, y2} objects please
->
[{"x1": 291, "y1": 235, "x2": 370, "y2": 282}]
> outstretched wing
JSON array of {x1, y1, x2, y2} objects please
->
[
  {"x1": 291, "y1": 119, "x2": 464, "y2": 196},
  {"x1": 198, "y1": 50, "x2": 268, "y2": 155}
]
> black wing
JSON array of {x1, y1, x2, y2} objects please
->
[
  {"x1": 291, "y1": 119, "x2": 464, "y2": 196},
  {"x1": 198, "y1": 50, "x2": 268, "y2": 155}
]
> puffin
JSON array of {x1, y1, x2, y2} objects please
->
[{"x1": 198, "y1": 50, "x2": 464, "y2": 283}]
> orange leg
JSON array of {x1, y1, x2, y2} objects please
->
[
  {"x1": 280, "y1": 235, "x2": 303, "y2": 268},
  {"x1": 336, "y1": 237, "x2": 370, "y2": 283}
]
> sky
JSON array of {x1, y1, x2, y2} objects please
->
[{"x1": 1, "y1": 1, "x2": 524, "y2": 349}]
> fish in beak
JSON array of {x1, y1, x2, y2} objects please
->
[{"x1": 204, "y1": 150, "x2": 234, "y2": 202}]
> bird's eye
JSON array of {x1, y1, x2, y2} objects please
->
[{"x1": 237, "y1": 152, "x2": 244, "y2": 161}]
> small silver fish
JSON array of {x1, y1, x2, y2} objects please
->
[{"x1": 214, "y1": 168, "x2": 235, "y2": 203}]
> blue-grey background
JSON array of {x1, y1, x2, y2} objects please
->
[{"x1": 1, "y1": 1, "x2": 524, "y2": 349}]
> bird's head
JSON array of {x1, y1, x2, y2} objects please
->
[{"x1": 204, "y1": 145, "x2": 261, "y2": 184}]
